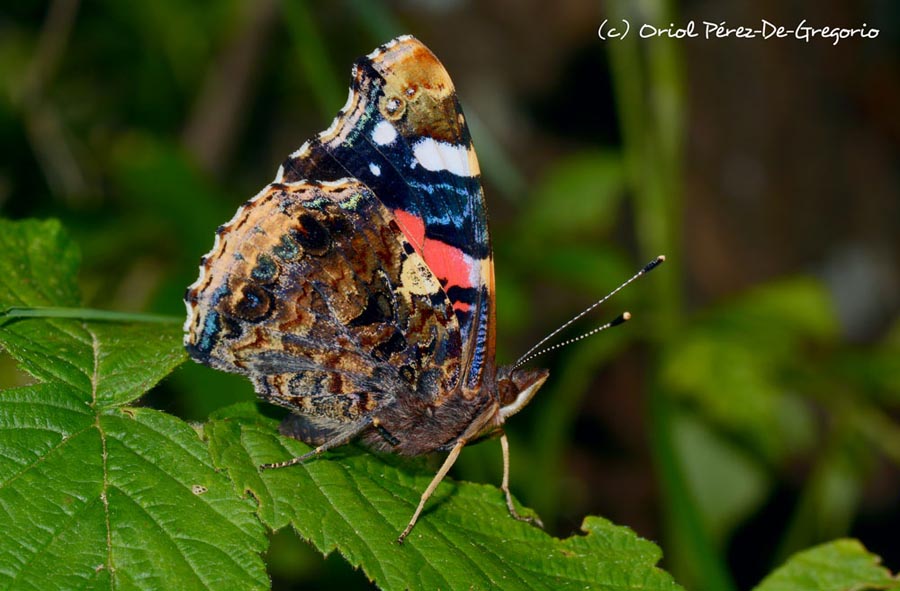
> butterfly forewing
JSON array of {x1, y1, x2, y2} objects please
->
[{"x1": 279, "y1": 36, "x2": 496, "y2": 392}]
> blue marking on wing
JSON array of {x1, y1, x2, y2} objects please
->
[
  {"x1": 196, "y1": 285, "x2": 229, "y2": 354},
  {"x1": 466, "y1": 289, "x2": 490, "y2": 389}
]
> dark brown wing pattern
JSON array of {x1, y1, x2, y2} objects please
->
[{"x1": 184, "y1": 180, "x2": 463, "y2": 446}]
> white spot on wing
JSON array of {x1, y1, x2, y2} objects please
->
[
  {"x1": 412, "y1": 138, "x2": 471, "y2": 177},
  {"x1": 371, "y1": 121, "x2": 397, "y2": 146},
  {"x1": 369, "y1": 163, "x2": 381, "y2": 176}
]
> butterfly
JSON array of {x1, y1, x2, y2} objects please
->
[{"x1": 184, "y1": 35, "x2": 660, "y2": 542}]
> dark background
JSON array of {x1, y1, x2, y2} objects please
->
[{"x1": 1, "y1": 1, "x2": 897, "y2": 589}]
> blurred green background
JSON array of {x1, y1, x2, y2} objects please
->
[{"x1": 1, "y1": 1, "x2": 898, "y2": 589}]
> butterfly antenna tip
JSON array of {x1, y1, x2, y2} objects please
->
[{"x1": 512, "y1": 255, "x2": 665, "y2": 370}]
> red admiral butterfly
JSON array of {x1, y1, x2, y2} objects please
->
[{"x1": 184, "y1": 35, "x2": 663, "y2": 542}]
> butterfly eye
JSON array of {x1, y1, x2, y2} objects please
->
[{"x1": 498, "y1": 378, "x2": 518, "y2": 406}]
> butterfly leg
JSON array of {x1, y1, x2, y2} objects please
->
[
  {"x1": 373, "y1": 419, "x2": 400, "y2": 446},
  {"x1": 500, "y1": 431, "x2": 543, "y2": 528},
  {"x1": 260, "y1": 416, "x2": 373, "y2": 470},
  {"x1": 397, "y1": 438, "x2": 465, "y2": 544}
]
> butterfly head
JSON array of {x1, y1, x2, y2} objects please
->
[{"x1": 495, "y1": 366, "x2": 550, "y2": 422}]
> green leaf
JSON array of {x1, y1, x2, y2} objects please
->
[
  {"x1": 754, "y1": 539, "x2": 900, "y2": 591},
  {"x1": 206, "y1": 403, "x2": 684, "y2": 591},
  {"x1": 0, "y1": 219, "x2": 268, "y2": 589}
]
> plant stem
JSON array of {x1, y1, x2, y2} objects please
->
[
  {"x1": 605, "y1": 0, "x2": 735, "y2": 588},
  {"x1": 0, "y1": 307, "x2": 182, "y2": 325}
]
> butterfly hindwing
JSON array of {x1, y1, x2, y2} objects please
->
[
  {"x1": 184, "y1": 180, "x2": 464, "y2": 446},
  {"x1": 280, "y1": 36, "x2": 496, "y2": 392}
]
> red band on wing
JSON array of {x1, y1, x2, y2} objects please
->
[
  {"x1": 392, "y1": 208, "x2": 426, "y2": 252},
  {"x1": 392, "y1": 208, "x2": 475, "y2": 310}
]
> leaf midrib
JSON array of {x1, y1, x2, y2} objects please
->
[{"x1": 87, "y1": 326, "x2": 115, "y2": 591}]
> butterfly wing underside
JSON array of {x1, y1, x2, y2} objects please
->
[
  {"x1": 184, "y1": 180, "x2": 463, "y2": 445},
  {"x1": 279, "y1": 35, "x2": 496, "y2": 393}
]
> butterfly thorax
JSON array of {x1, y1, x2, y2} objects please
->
[{"x1": 357, "y1": 364, "x2": 549, "y2": 456}]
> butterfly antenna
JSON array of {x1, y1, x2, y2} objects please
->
[{"x1": 512, "y1": 255, "x2": 665, "y2": 370}]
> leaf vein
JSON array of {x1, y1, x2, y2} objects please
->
[
  {"x1": 304, "y1": 463, "x2": 391, "y2": 584},
  {"x1": 0, "y1": 329, "x2": 91, "y2": 392},
  {"x1": 355, "y1": 467, "x2": 503, "y2": 589},
  {"x1": 3, "y1": 491, "x2": 106, "y2": 590},
  {"x1": 0, "y1": 425, "x2": 94, "y2": 491},
  {"x1": 108, "y1": 486, "x2": 209, "y2": 588},
  {"x1": 107, "y1": 416, "x2": 256, "y2": 541},
  {"x1": 88, "y1": 327, "x2": 116, "y2": 591}
]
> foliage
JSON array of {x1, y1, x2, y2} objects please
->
[
  {"x1": 753, "y1": 540, "x2": 900, "y2": 591},
  {"x1": 0, "y1": 218, "x2": 690, "y2": 589},
  {"x1": 1, "y1": 2, "x2": 898, "y2": 590},
  {"x1": 0, "y1": 220, "x2": 268, "y2": 590},
  {"x1": 207, "y1": 404, "x2": 682, "y2": 591}
]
